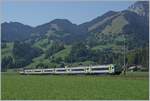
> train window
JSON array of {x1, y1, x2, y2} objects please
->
[
  {"x1": 57, "y1": 69, "x2": 66, "y2": 72},
  {"x1": 34, "y1": 71, "x2": 41, "y2": 72},
  {"x1": 72, "y1": 69, "x2": 84, "y2": 71},
  {"x1": 92, "y1": 68, "x2": 109, "y2": 71},
  {"x1": 44, "y1": 70, "x2": 53, "y2": 72}
]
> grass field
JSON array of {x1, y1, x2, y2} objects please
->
[{"x1": 1, "y1": 72, "x2": 149, "y2": 100}]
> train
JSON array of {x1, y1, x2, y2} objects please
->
[{"x1": 19, "y1": 64, "x2": 122, "y2": 75}]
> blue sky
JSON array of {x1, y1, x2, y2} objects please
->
[{"x1": 2, "y1": 1, "x2": 135, "y2": 27}]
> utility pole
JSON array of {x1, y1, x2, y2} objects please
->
[
  {"x1": 70, "y1": 53, "x2": 72, "y2": 67},
  {"x1": 123, "y1": 33, "x2": 126, "y2": 75}
]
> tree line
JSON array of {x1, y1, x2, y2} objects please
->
[{"x1": 1, "y1": 41, "x2": 149, "y2": 72}]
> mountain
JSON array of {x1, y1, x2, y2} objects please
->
[
  {"x1": 78, "y1": 1, "x2": 149, "y2": 49},
  {"x1": 79, "y1": 1, "x2": 148, "y2": 34},
  {"x1": 30, "y1": 19, "x2": 85, "y2": 44},
  {"x1": 1, "y1": 22, "x2": 33, "y2": 42},
  {"x1": 2, "y1": 1, "x2": 148, "y2": 45},
  {"x1": 1, "y1": 19, "x2": 84, "y2": 43},
  {"x1": 1, "y1": 1, "x2": 149, "y2": 70},
  {"x1": 33, "y1": 19, "x2": 79, "y2": 35}
]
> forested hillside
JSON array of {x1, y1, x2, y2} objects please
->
[{"x1": 1, "y1": 1, "x2": 149, "y2": 71}]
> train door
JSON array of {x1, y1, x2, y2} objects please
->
[
  {"x1": 67, "y1": 68, "x2": 71, "y2": 74},
  {"x1": 88, "y1": 66, "x2": 91, "y2": 73},
  {"x1": 109, "y1": 65, "x2": 112, "y2": 73},
  {"x1": 85, "y1": 66, "x2": 91, "y2": 74}
]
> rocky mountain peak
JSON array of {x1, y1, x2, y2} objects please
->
[{"x1": 128, "y1": 1, "x2": 149, "y2": 16}]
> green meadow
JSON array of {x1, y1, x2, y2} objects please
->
[{"x1": 1, "y1": 72, "x2": 149, "y2": 100}]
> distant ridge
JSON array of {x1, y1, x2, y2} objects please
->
[{"x1": 1, "y1": 1, "x2": 149, "y2": 47}]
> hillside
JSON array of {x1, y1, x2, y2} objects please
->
[
  {"x1": 1, "y1": 1, "x2": 149, "y2": 71},
  {"x1": 79, "y1": 1, "x2": 149, "y2": 50},
  {"x1": 1, "y1": 22, "x2": 33, "y2": 42}
]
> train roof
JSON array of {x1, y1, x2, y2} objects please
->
[{"x1": 23, "y1": 64, "x2": 114, "y2": 70}]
